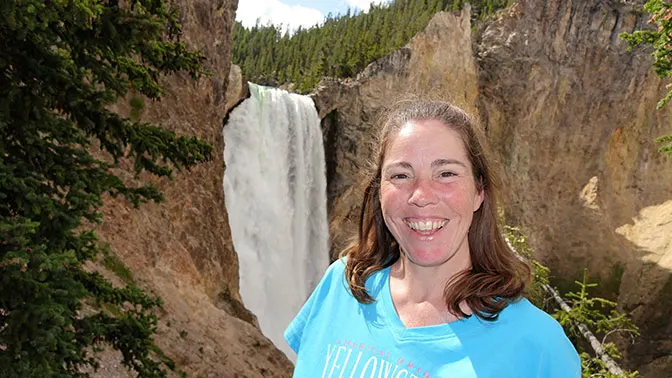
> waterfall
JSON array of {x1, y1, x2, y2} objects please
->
[{"x1": 223, "y1": 83, "x2": 329, "y2": 360}]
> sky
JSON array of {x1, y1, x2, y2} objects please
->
[{"x1": 236, "y1": 0, "x2": 391, "y2": 32}]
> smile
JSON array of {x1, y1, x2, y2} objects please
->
[{"x1": 404, "y1": 219, "x2": 448, "y2": 232}]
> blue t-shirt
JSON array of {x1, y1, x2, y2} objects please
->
[{"x1": 285, "y1": 259, "x2": 581, "y2": 378}]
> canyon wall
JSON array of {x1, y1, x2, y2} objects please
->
[
  {"x1": 477, "y1": 2, "x2": 672, "y2": 374},
  {"x1": 95, "y1": 0, "x2": 293, "y2": 376}
]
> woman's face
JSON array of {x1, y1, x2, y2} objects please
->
[{"x1": 380, "y1": 119, "x2": 483, "y2": 269}]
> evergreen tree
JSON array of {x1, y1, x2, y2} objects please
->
[{"x1": 0, "y1": 0, "x2": 210, "y2": 376}]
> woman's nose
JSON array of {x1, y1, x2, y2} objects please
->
[{"x1": 408, "y1": 178, "x2": 438, "y2": 207}]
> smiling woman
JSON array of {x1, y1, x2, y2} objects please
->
[
  {"x1": 285, "y1": 100, "x2": 582, "y2": 378},
  {"x1": 380, "y1": 120, "x2": 484, "y2": 277}
]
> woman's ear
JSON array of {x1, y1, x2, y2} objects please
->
[{"x1": 473, "y1": 177, "x2": 484, "y2": 212}]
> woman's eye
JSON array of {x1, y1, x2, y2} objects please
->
[
  {"x1": 439, "y1": 171, "x2": 456, "y2": 178},
  {"x1": 391, "y1": 173, "x2": 408, "y2": 180}
]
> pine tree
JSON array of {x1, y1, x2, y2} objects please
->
[{"x1": 0, "y1": 0, "x2": 210, "y2": 376}]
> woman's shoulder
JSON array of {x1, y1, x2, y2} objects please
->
[
  {"x1": 473, "y1": 298, "x2": 580, "y2": 376},
  {"x1": 501, "y1": 298, "x2": 565, "y2": 334},
  {"x1": 311, "y1": 258, "x2": 348, "y2": 293},
  {"x1": 325, "y1": 257, "x2": 347, "y2": 276},
  {"x1": 322, "y1": 257, "x2": 389, "y2": 296},
  {"x1": 499, "y1": 298, "x2": 578, "y2": 353},
  {"x1": 504, "y1": 297, "x2": 554, "y2": 318}
]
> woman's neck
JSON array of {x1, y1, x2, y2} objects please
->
[
  {"x1": 390, "y1": 253, "x2": 471, "y2": 302},
  {"x1": 388, "y1": 254, "x2": 473, "y2": 326}
]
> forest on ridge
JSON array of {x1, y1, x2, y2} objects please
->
[{"x1": 232, "y1": 0, "x2": 513, "y2": 92}]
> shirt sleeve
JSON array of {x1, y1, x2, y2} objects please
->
[
  {"x1": 284, "y1": 259, "x2": 346, "y2": 353},
  {"x1": 535, "y1": 322, "x2": 582, "y2": 377},
  {"x1": 508, "y1": 300, "x2": 582, "y2": 378},
  {"x1": 538, "y1": 346, "x2": 582, "y2": 377}
]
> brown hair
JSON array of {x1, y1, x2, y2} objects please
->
[{"x1": 341, "y1": 100, "x2": 530, "y2": 321}]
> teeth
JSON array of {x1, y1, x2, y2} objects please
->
[{"x1": 406, "y1": 220, "x2": 447, "y2": 231}]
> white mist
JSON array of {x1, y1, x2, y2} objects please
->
[{"x1": 223, "y1": 83, "x2": 329, "y2": 361}]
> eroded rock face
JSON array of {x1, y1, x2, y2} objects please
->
[
  {"x1": 96, "y1": 0, "x2": 293, "y2": 376},
  {"x1": 477, "y1": 1, "x2": 672, "y2": 374},
  {"x1": 318, "y1": 2, "x2": 672, "y2": 375}
]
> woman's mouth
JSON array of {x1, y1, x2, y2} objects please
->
[{"x1": 404, "y1": 219, "x2": 448, "y2": 235}]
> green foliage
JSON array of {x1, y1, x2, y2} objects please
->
[
  {"x1": 447, "y1": 0, "x2": 513, "y2": 19},
  {"x1": 232, "y1": 0, "x2": 513, "y2": 93},
  {"x1": 554, "y1": 270, "x2": 639, "y2": 341},
  {"x1": 0, "y1": 0, "x2": 210, "y2": 376},
  {"x1": 554, "y1": 270, "x2": 640, "y2": 378},
  {"x1": 504, "y1": 226, "x2": 550, "y2": 307},
  {"x1": 620, "y1": 0, "x2": 672, "y2": 156},
  {"x1": 130, "y1": 97, "x2": 147, "y2": 122},
  {"x1": 101, "y1": 249, "x2": 135, "y2": 285},
  {"x1": 579, "y1": 349, "x2": 640, "y2": 378},
  {"x1": 657, "y1": 134, "x2": 672, "y2": 156}
]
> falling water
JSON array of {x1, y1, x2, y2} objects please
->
[{"x1": 222, "y1": 83, "x2": 329, "y2": 360}]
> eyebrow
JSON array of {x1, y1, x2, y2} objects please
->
[
  {"x1": 431, "y1": 158, "x2": 468, "y2": 169},
  {"x1": 383, "y1": 161, "x2": 413, "y2": 171},
  {"x1": 382, "y1": 159, "x2": 468, "y2": 171}
]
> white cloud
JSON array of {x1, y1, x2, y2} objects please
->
[
  {"x1": 345, "y1": 0, "x2": 389, "y2": 12},
  {"x1": 236, "y1": 0, "x2": 324, "y2": 32}
]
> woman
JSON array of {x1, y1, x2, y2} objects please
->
[{"x1": 285, "y1": 101, "x2": 580, "y2": 377}]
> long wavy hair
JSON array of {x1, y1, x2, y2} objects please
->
[{"x1": 341, "y1": 100, "x2": 531, "y2": 321}]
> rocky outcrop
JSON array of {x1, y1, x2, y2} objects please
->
[
  {"x1": 96, "y1": 0, "x2": 293, "y2": 376},
  {"x1": 316, "y1": 2, "x2": 672, "y2": 376},
  {"x1": 477, "y1": 2, "x2": 672, "y2": 374}
]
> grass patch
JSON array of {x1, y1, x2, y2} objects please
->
[
  {"x1": 601, "y1": 263, "x2": 625, "y2": 297},
  {"x1": 101, "y1": 251, "x2": 135, "y2": 285}
]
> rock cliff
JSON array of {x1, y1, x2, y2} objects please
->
[
  {"x1": 315, "y1": 2, "x2": 672, "y2": 376},
  {"x1": 477, "y1": 2, "x2": 672, "y2": 374},
  {"x1": 94, "y1": 0, "x2": 292, "y2": 376}
]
